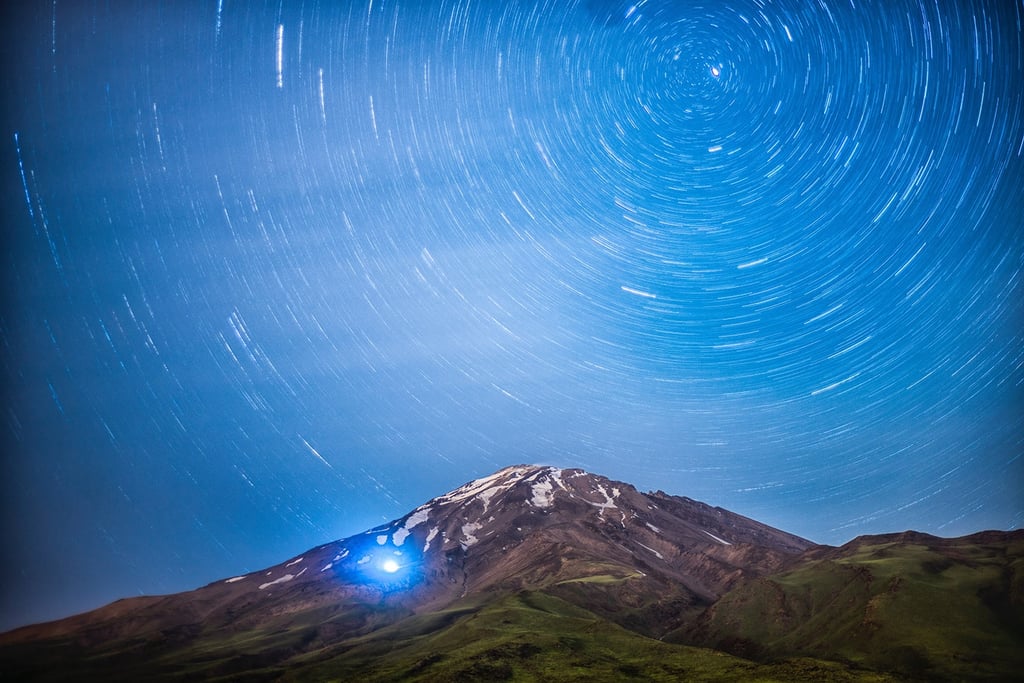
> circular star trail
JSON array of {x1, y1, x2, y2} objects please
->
[{"x1": 1, "y1": 0, "x2": 1021, "y2": 629}]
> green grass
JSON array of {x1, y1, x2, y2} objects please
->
[
  {"x1": 699, "y1": 538, "x2": 1024, "y2": 681},
  {"x1": 277, "y1": 591, "x2": 897, "y2": 682}
]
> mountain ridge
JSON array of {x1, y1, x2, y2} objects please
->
[{"x1": 2, "y1": 464, "x2": 1021, "y2": 681}]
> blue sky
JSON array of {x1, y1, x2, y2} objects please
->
[{"x1": 1, "y1": 0, "x2": 1021, "y2": 631}]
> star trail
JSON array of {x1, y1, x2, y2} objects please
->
[{"x1": 1, "y1": 0, "x2": 1021, "y2": 630}]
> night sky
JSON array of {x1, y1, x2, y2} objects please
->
[{"x1": 2, "y1": 0, "x2": 1021, "y2": 631}]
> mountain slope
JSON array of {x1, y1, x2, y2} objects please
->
[
  {"x1": 691, "y1": 530, "x2": 1024, "y2": 680},
  {"x1": 0, "y1": 465, "x2": 812, "y2": 680},
  {"x1": 1, "y1": 465, "x2": 1019, "y2": 682},
  {"x1": 1, "y1": 465, "x2": 810, "y2": 636}
]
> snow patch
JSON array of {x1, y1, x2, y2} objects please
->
[
  {"x1": 439, "y1": 468, "x2": 526, "y2": 506},
  {"x1": 437, "y1": 466, "x2": 554, "y2": 508},
  {"x1": 589, "y1": 484, "x2": 618, "y2": 515},
  {"x1": 404, "y1": 508, "x2": 430, "y2": 529},
  {"x1": 259, "y1": 574, "x2": 294, "y2": 590},
  {"x1": 285, "y1": 557, "x2": 304, "y2": 568},
  {"x1": 424, "y1": 526, "x2": 440, "y2": 552},
  {"x1": 645, "y1": 523, "x2": 661, "y2": 534},
  {"x1": 636, "y1": 542, "x2": 664, "y2": 559},
  {"x1": 395, "y1": 508, "x2": 431, "y2": 546},
  {"x1": 703, "y1": 530, "x2": 732, "y2": 546},
  {"x1": 531, "y1": 468, "x2": 567, "y2": 508},
  {"x1": 531, "y1": 479, "x2": 555, "y2": 507},
  {"x1": 376, "y1": 535, "x2": 388, "y2": 545},
  {"x1": 461, "y1": 522, "x2": 482, "y2": 548},
  {"x1": 225, "y1": 576, "x2": 246, "y2": 584},
  {"x1": 357, "y1": 555, "x2": 371, "y2": 565},
  {"x1": 320, "y1": 563, "x2": 333, "y2": 572},
  {"x1": 478, "y1": 486, "x2": 500, "y2": 511},
  {"x1": 333, "y1": 549, "x2": 349, "y2": 562}
]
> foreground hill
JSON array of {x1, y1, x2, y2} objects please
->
[
  {"x1": 690, "y1": 530, "x2": 1024, "y2": 680},
  {"x1": 1, "y1": 465, "x2": 1020, "y2": 681}
]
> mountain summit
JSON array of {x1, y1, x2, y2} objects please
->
[
  {"x1": 3, "y1": 465, "x2": 1021, "y2": 681},
  {"x1": 349, "y1": 464, "x2": 811, "y2": 609}
]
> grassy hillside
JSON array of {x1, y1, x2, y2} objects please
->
[
  {"x1": 279, "y1": 591, "x2": 897, "y2": 682},
  {"x1": 1, "y1": 590, "x2": 898, "y2": 682},
  {"x1": 694, "y1": 532, "x2": 1024, "y2": 681}
]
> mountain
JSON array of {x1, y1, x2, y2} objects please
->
[{"x1": 1, "y1": 465, "x2": 1021, "y2": 682}]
